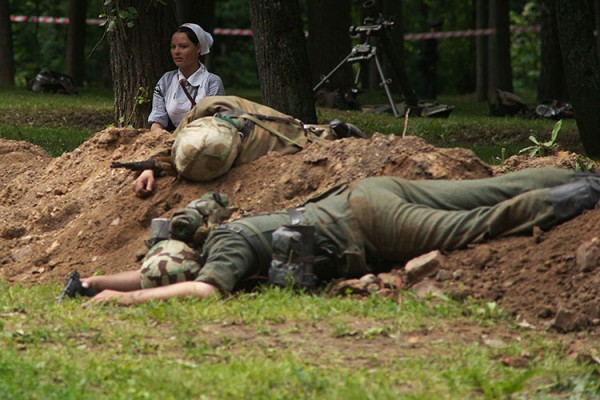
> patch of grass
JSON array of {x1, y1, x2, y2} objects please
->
[
  {"x1": 0, "y1": 87, "x2": 113, "y2": 110},
  {"x1": 0, "y1": 87, "x2": 114, "y2": 155},
  {"x1": 0, "y1": 124, "x2": 92, "y2": 156},
  {"x1": 1, "y1": 281, "x2": 598, "y2": 399},
  {"x1": 0, "y1": 87, "x2": 586, "y2": 162},
  {"x1": 317, "y1": 99, "x2": 583, "y2": 164}
]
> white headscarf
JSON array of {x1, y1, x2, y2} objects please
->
[{"x1": 179, "y1": 23, "x2": 213, "y2": 56}]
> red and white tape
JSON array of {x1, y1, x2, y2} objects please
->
[
  {"x1": 10, "y1": 16, "x2": 539, "y2": 39},
  {"x1": 10, "y1": 15, "x2": 104, "y2": 25},
  {"x1": 213, "y1": 28, "x2": 253, "y2": 36},
  {"x1": 405, "y1": 26, "x2": 539, "y2": 40}
]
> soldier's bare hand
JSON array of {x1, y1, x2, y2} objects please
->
[
  {"x1": 83, "y1": 290, "x2": 134, "y2": 307},
  {"x1": 134, "y1": 169, "x2": 155, "y2": 198}
]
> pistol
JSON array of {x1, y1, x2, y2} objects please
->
[{"x1": 56, "y1": 271, "x2": 99, "y2": 302}]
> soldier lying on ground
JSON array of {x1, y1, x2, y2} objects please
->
[
  {"x1": 80, "y1": 168, "x2": 600, "y2": 306},
  {"x1": 135, "y1": 95, "x2": 365, "y2": 197}
]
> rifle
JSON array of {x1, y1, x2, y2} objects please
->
[
  {"x1": 56, "y1": 270, "x2": 99, "y2": 302},
  {"x1": 110, "y1": 156, "x2": 175, "y2": 176}
]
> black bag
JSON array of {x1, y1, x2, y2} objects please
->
[{"x1": 27, "y1": 70, "x2": 77, "y2": 95}]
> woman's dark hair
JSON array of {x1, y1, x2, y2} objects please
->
[{"x1": 177, "y1": 27, "x2": 199, "y2": 45}]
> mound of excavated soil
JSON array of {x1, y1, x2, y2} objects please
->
[{"x1": 0, "y1": 130, "x2": 598, "y2": 334}]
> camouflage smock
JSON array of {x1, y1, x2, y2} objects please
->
[{"x1": 174, "y1": 95, "x2": 334, "y2": 165}]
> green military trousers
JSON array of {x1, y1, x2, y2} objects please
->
[{"x1": 344, "y1": 168, "x2": 574, "y2": 264}]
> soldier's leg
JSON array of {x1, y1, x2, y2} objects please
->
[
  {"x1": 349, "y1": 173, "x2": 599, "y2": 262},
  {"x1": 350, "y1": 187, "x2": 554, "y2": 261},
  {"x1": 353, "y1": 168, "x2": 574, "y2": 211}
]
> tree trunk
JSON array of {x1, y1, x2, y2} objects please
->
[
  {"x1": 103, "y1": 0, "x2": 177, "y2": 127},
  {"x1": 0, "y1": 0, "x2": 14, "y2": 87},
  {"x1": 475, "y1": 0, "x2": 488, "y2": 101},
  {"x1": 487, "y1": 0, "x2": 512, "y2": 97},
  {"x1": 555, "y1": 0, "x2": 600, "y2": 157},
  {"x1": 381, "y1": 0, "x2": 419, "y2": 106},
  {"x1": 176, "y1": 0, "x2": 215, "y2": 29},
  {"x1": 537, "y1": 1, "x2": 567, "y2": 103},
  {"x1": 66, "y1": 0, "x2": 87, "y2": 86},
  {"x1": 249, "y1": 0, "x2": 316, "y2": 123},
  {"x1": 307, "y1": 0, "x2": 353, "y2": 91},
  {"x1": 595, "y1": 0, "x2": 600, "y2": 57}
]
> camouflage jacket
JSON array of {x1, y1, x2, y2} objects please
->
[{"x1": 173, "y1": 95, "x2": 335, "y2": 166}]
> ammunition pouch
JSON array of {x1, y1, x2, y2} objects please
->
[
  {"x1": 170, "y1": 208, "x2": 203, "y2": 242},
  {"x1": 168, "y1": 192, "x2": 235, "y2": 246},
  {"x1": 268, "y1": 224, "x2": 318, "y2": 290}
]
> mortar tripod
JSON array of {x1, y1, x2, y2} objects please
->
[{"x1": 313, "y1": 42, "x2": 400, "y2": 117}]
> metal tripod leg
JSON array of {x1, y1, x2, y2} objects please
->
[
  {"x1": 373, "y1": 54, "x2": 400, "y2": 117},
  {"x1": 313, "y1": 52, "x2": 354, "y2": 92},
  {"x1": 313, "y1": 43, "x2": 400, "y2": 118}
]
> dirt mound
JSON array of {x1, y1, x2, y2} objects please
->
[{"x1": 0, "y1": 130, "x2": 598, "y2": 333}]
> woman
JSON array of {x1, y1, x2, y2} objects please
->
[{"x1": 148, "y1": 23, "x2": 225, "y2": 133}]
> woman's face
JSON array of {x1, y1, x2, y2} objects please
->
[{"x1": 170, "y1": 32, "x2": 201, "y2": 70}]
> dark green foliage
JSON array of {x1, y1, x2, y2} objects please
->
[
  {"x1": 9, "y1": 0, "x2": 108, "y2": 87},
  {"x1": 8, "y1": 0, "x2": 543, "y2": 96}
]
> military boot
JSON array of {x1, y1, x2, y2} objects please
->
[
  {"x1": 550, "y1": 176, "x2": 600, "y2": 222},
  {"x1": 329, "y1": 119, "x2": 367, "y2": 139}
]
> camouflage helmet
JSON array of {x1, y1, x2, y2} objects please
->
[
  {"x1": 139, "y1": 240, "x2": 202, "y2": 289},
  {"x1": 172, "y1": 116, "x2": 241, "y2": 181}
]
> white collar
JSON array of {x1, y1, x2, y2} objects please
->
[{"x1": 178, "y1": 63, "x2": 208, "y2": 86}]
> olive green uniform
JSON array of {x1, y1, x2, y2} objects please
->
[{"x1": 195, "y1": 168, "x2": 574, "y2": 293}]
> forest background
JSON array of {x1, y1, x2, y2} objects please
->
[
  {"x1": 4, "y1": 0, "x2": 540, "y2": 96},
  {"x1": 1, "y1": 0, "x2": 600, "y2": 158}
]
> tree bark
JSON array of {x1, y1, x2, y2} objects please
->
[
  {"x1": 307, "y1": 0, "x2": 353, "y2": 91},
  {"x1": 381, "y1": 0, "x2": 419, "y2": 106},
  {"x1": 103, "y1": 0, "x2": 177, "y2": 127},
  {"x1": 487, "y1": 0, "x2": 512, "y2": 97},
  {"x1": 595, "y1": 0, "x2": 600, "y2": 57},
  {"x1": 176, "y1": 0, "x2": 215, "y2": 30},
  {"x1": 0, "y1": 0, "x2": 14, "y2": 87},
  {"x1": 475, "y1": 0, "x2": 488, "y2": 101},
  {"x1": 66, "y1": 0, "x2": 87, "y2": 86},
  {"x1": 555, "y1": 0, "x2": 600, "y2": 157},
  {"x1": 537, "y1": 1, "x2": 567, "y2": 102},
  {"x1": 249, "y1": 0, "x2": 316, "y2": 123}
]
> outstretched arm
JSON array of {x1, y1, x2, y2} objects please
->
[
  {"x1": 82, "y1": 270, "x2": 142, "y2": 292},
  {"x1": 83, "y1": 281, "x2": 219, "y2": 306}
]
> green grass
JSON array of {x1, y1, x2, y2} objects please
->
[
  {"x1": 1, "y1": 281, "x2": 598, "y2": 400},
  {"x1": 0, "y1": 124, "x2": 91, "y2": 157},
  {"x1": 0, "y1": 86, "x2": 114, "y2": 109},
  {"x1": 0, "y1": 87, "x2": 114, "y2": 156},
  {"x1": 317, "y1": 91, "x2": 584, "y2": 164},
  {"x1": 0, "y1": 87, "x2": 586, "y2": 163}
]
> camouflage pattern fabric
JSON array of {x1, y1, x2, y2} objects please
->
[
  {"x1": 172, "y1": 116, "x2": 241, "y2": 181},
  {"x1": 173, "y1": 95, "x2": 338, "y2": 168},
  {"x1": 170, "y1": 192, "x2": 236, "y2": 246},
  {"x1": 185, "y1": 191, "x2": 235, "y2": 226},
  {"x1": 140, "y1": 240, "x2": 202, "y2": 288}
]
